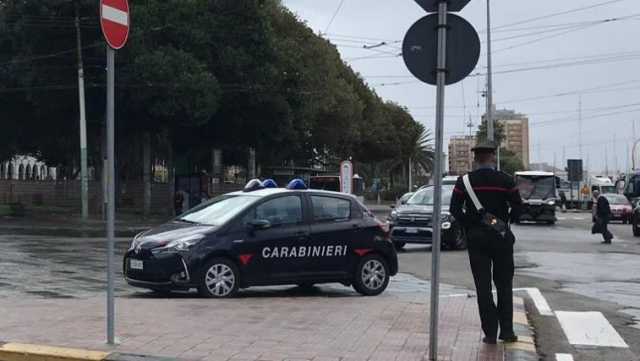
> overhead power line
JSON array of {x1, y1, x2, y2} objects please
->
[
  {"x1": 487, "y1": 0, "x2": 626, "y2": 32},
  {"x1": 324, "y1": 0, "x2": 346, "y2": 34}
]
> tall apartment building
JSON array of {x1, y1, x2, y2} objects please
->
[
  {"x1": 483, "y1": 108, "x2": 530, "y2": 167},
  {"x1": 448, "y1": 135, "x2": 476, "y2": 175}
]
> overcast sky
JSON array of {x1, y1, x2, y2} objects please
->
[{"x1": 282, "y1": 0, "x2": 640, "y2": 174}]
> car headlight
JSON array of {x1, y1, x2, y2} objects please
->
[
  {"x1": 388, "y1": 210, "x2": 398, "y2": 222},
  {"x1": 151, "y1": 234, "x2": 204, "y2": 255},
  {"x1": 129, "y1": 231, "x2": 145, "y2": 251},
  {"x1": 547, "y1": 200, "x2": 556, "y2": 206}
]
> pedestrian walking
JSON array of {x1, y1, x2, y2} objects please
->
[
  {"x1": 593, "y1": 190, "x2": 613, "y2": 244},
  {"x1": 559, "y1": 190, "x2": 567, "y2": 213},
  {"x1": 450, "y1": 142, "x2": 523, "y2": 345}
]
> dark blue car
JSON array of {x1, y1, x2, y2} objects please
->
[{"x1": 124, "y1": 184, "x2": 397, "y2": 298}]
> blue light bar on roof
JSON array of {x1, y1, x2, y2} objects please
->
[
  {"x1": 263, "y1": 179, "x2": 278, "y2": 188},
  {"x1": 286, "y1": 178, "x2": 307, "y2": 190},
  {"x1": 243, "y1": 179, "x2": 265, "y2": 192}
]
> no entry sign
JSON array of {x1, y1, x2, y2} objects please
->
[{"x1": 100, "y1": 0, "x2": 130, "y2": 50}]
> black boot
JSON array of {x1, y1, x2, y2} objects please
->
[{"x1": 482, "y1": 336, "x2": 497, "y2": 344}]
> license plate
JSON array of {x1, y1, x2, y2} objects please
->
[
  {"x1": 130, "y1": 259, "x2": 143, "y2": 270},
  {"x1": 405, "y1": 227, "x2": 419, "y2": 234}
]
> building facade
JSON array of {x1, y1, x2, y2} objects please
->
[
  {"x1": 448, "y1": 135, "x2": 476, "y2": 176},
  {"x1": 483, "y1": 108, "x2": 530, "y2": 168},
  {"x1": 0, "y1": 155, "x2": 56, "y2": 181}
]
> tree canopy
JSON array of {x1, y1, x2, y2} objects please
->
[{"x1": 0, "y1": 0, "x2": 430, "y2": 183}]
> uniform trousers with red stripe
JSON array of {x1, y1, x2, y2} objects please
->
[{"x1": 466, "y1": 226, "x2": 515, "y2": 339}]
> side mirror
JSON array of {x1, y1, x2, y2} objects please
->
[
  {"x1": 247, "y1": 219, "x2": 271, "y2": 230},
  {"x1": 389, "y1": 205, "x2": 396, "y2": 209},
  {"x1": 400, "y1": 199, "x2": 408, "y2": 205}
]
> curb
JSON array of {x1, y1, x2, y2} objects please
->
[
  {"x1": 0, "y1": 343, "x2": 177, "y2": 361},
  {"x1": 503, "y1": 297, "x2": 539, "y2": 361}
]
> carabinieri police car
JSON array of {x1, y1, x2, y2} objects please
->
[{"x1": 123, "y1": 179, "x2": 398, "y2": 298}]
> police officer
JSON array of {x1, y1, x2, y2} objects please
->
[{"x1": 450, "y1": 142, "x2": 522, "y2": 344}]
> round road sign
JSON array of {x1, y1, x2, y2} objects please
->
[
  {"x1": 100, "y1": 0, "x2": 130, "y2": 50},
  {"x1": 402, "y1": 13, "x2": 480, "y2": 86}
]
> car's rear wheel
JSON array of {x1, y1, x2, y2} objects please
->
[
  {"x1": 353, "y1": 254, "x2": 390, "y2": 296},
  {"x1": 393, "y1": 241, "x2": 406, "y2": 251},
  {"x1": 198, "y1": 258, "x2": 239, "y2": 298}
]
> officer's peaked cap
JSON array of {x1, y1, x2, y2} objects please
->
[{"x1": 471, "y1": 141, "x2": 497, "y2": 154}]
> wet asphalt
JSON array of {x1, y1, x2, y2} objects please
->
[{"x1": 2, "y1": 211, "x2": 640, "y2": 360}]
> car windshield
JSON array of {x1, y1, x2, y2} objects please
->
[
  {"x1": 407, "y1": 186, "x2": 453, "y2": 206},
  {"x1": 604, "y1": 194, "x2": 629, "y2": 205},
  {"x1": 178, "y1": 195, "x2": 259, "y2": 226},
  {"x1": 517, "y1": 176, "x2": 556, "y2": 200},
  {"x1": 600, "y1": 185, "x2": 617, "y2": 194}
]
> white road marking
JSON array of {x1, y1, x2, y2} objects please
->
[
  {"x1": 102, "y1": 4, "x2": 128, "y2": 26},
  {"x1": 514, "y1": 287, "x2": 554, "y2": 316},
  {"x1": 556, "y1": 354, "x2": 574, "y2": 361},
  {"x1": 555, "y1": 311, "x2": 629, "y2": 348},
  {"x1": 572, "y1": 217, "x2": 585, "y2": 220}
]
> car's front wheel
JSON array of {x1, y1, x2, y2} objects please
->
[
  {"x1": 198, "y1": 258, "x2": 239, "y2": 298},
  {"x1": 353, "y1": 254, "x2": 390, "y2": 296}
]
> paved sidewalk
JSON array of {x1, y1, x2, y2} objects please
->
[{"x1": 0, "y1": 280, "x2": 535, "y2": 361}]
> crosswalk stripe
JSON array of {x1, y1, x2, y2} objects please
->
[
  {"x1": 555, "y1": 311, "x2": 628, "y2": 348},
  {"x1": 514, "y1": 287, "x2": 554, "y2": 316},
  {"x1": 556, "y1": 354, "x2": 574, "y2": 361}
]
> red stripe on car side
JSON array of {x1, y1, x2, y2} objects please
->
[
  {"x1": 239, "y1": 254, "x2": 253, "y2": 265},
  {"x1": 354, "y1": 248, "x2": 372, "y2": 256}
]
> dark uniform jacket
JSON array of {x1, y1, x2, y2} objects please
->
[
  {"x1": 596, "y1": 196, "x2": 612, "y2": 220},
  {"x1": 450, "y1": 168, "x2": 523, "y2": 229}
]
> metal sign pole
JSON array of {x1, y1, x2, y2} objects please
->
[
  {"x1": 429, "y1": 1, "x2": 447, "y2": 360},
  {"x1": 106, "y1": 45, "x2": 116, "y2": 345}
]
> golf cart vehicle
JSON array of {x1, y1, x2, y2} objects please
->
[{"x1": 515, "y1": 171, "x2": 557, "y2": 225}]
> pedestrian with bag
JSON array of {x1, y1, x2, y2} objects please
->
[
  {"x1": 593, "y1": 190, "x2": 613, "y2": 244},
  {"x1": 559, "y1": 190, "x2": 567, "y2": 213},
  {"x1": 450, "y1": 142, "x2": 523, "y2": 344}
]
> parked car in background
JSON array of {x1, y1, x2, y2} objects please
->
[
  {"x1": 601, "y1": 193, "x2": 633, "y2": 224},
  {"x1": 396, "y1": 192, "x2": 414, "y2": 207},
  {"x1": 388, "y1": 185, "x2": 466, "y2": 251}
]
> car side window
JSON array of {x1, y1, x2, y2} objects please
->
[
  {"x1": 311, "y1": 196, "x2": 351, "y2": 222},
  {"x1": 249, "y1": 196, "x2": 303, "y2": 226}
]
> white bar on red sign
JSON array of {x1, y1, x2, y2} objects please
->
[{"x1": 102, "y1": 4, "x2": 128, "y2": 26}]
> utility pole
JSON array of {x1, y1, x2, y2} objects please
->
[
  {"x1": 75, "y1": 0, "x2": 89, "y2": 220},
  {"x1": 408, "y1": 157, "x2": 413, "y2": 192},
  {"x1": 605, "y1": 145, "x2": 609, "y2": 177},
  {"x1": 627, "y1": 142, "x2": 630, "y2": 173},
  {"x1": 486, "y1": 0, "x2": 498, "y2": 171},
  {"x1": 613, "y1": 134, "x2": 618, "y2": 175},
  {"x1": 578, "y1": 95, "x2": 583, "y2": 160},
  {"x1": 485, "y1": 0, "x2": 494, "y2": 143}
]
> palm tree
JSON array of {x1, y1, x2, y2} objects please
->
[
  {"x1": 407, "y1": 125, "x2": 435, "y2": 184},
  {"x1": 388, "y1": 124, "x2": 435, "y2": 191}
]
